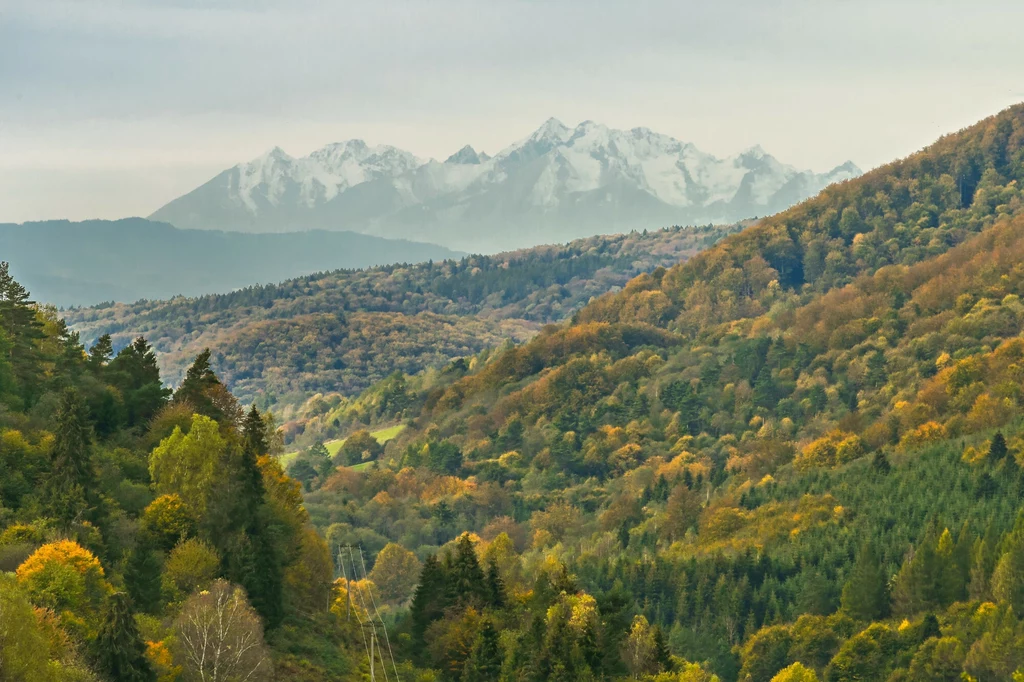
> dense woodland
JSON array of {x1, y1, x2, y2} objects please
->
[
  {"x1": 286, "y1": 104, "x2": 1024, "y2": 681},
  {"x1": 7, "y1": 103, "x2": 1024, "y2": 682},
  {"x1": 0, "y1": 268, "x2": 368, "y2": 680},
  {"x1": 64, "y1": 225, "x2": 739, "y2": 425}
]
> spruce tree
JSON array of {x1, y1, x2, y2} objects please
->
[
  {"x1": 47, "y1": 388, "x2": 97, "y2": 524},
  {"x1": 93, "y1": 592, "x2": 156, "y2": 682},
  {"x1": 239, "y1": 405, "x2": 269, "y2": 515},
  {"x1": 841, "y1": 543, "x2": 889, "y2": 620},
  {"x1": 124, "y1": 543, "x2": 163, "y2": 614},
  {"x1": 990, "y1": 432, "x2": 1008, "y2": 461},
  {"x1": 485, "y1": 556, "x2": 507, "y2": 609},
  {"x1": 463, "y1": 619, "x2": 503, "y2": 682},
  {"x1": 230, "y1": 529, "x2": 283, "y2": 629},
  {"x1": 448, "y1": 533, "x2": 486, "y2": 605},
  {"x1": 410, "y1": 554, "x2": 449, "y2": 654},
  {"x1": 653, "y1": 624, "x2": 673, "y2": 672}
]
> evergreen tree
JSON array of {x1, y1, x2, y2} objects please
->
[
  {"x1": 88, "y1": 333, "x2": 113, "y2": 371},
  {"x1": 239, "y1": 405, "x2": 269, "y2": 516},
  {"x1": 124, "y1": 543, "x2": 163, "y2": 614},
  {"x1": 652, "y1": 624, "x2": 673, "y2": 672},
  {"x1": 174, "y1": 349, "x2": 226, "y2": 422},
  {"x1": 232, "y1": 529, "x2": 284, "y2": 629},
  {"x1": 47, "y1": 388, "x2": 97, "y2": 524},
  {"x1": 463, "y1": 619, "x2": 502, "y2": 682},
  {"x1": 0, "y1": 261, "x2": 44, "y2": 404},
  {"x1": 108, "y1": 337, "x2": 170, "y2": 428},
  {"x1": 410, "y1": 555, "x2": 449, "y2": 657},
  {"x1": 484, "y1": 556, "x2": 506, "y2": 609},
  {"x1": 990, "y1": 432, "x2": 1008, "y2": 461},
  {"x1": 93, "y1": 592, "x2": 156, "y2": 682},
  {"x1": 840, "y1": 543, "x2": 888, "y2": 621},
  {"x1": 448, "y1": 533, "x2": 486, "y2": 606}
]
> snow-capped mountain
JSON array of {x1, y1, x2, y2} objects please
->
[{"x1": 150, "y1": 119, "x2": 860, "y2": 252}]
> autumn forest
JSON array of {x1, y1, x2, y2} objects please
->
[{"x1": 5, "y1": 104, "x2": 1024, "y2": 682}]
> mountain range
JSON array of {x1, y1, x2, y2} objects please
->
[
  {"x1": 0, "y1": 219, "x2": 460, "y2": 307},
  {"x1": 150, "y1": 118, "x2": 861, "y2": 252}
]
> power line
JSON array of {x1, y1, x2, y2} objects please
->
[{"x1": 358, "y1": 546, "x2": 401, "y2": 682}]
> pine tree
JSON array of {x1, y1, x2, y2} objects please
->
[
  {"x1": 108, "y1": 337, "x2": 170, "y2": 428},
  {"x1": 464, "y1": 619, "x2": 503, "y2": 682},
  {"x1": 484, "y1": 556, "x2": 506, "y2": 609},
  {"x1": 0, "y1": 262, "x2": 44, "y2": 405},
  {"x1": 174, "y1": 349, "x2": 225, "y2": 421},
  {"x1": 47, "y1": 388, "x2": 97, "y2": 524},
  {"x1": 93, "y1": 592, "x2": 156, "y2": 682},
  {"x1": 841, "y1": 543, "x2": 888, "y2": 621},
  {"x1": 88, "y1": 333, "x2": 113, "y2": 371}
]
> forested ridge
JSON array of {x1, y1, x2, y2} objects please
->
[
  {"x1": 9, "y1": 103, "x2": 1024, "y2": 682},
  {"x1": 280, "y1": 104, "x2": 1024, "y2": 681},
  {"x1": 64, "y1": 224, "x2": 738, "y2": 425},
  {"x1": 0, "y1": 264, "x2": 378, "y2": 680}
]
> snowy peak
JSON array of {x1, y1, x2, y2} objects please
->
[
  {"x1": 445, "y1": 145, "x2": 487, "y2": 165},
  {"x1": 150, "y1": 118, "x2": 861, "y2": 252}
]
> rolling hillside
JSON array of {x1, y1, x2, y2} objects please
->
[
  {"x1": 296, "y1": 104, "x2": 1024, "y2": 679},
  {"x1": 65, "y1": 223, "x2": 741, "y2": 423}
]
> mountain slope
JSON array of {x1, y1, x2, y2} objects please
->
[
  {"x1": 64, "y1": 223, "x2": 740, "y2": 424},
  {"x1": 293, "y1": 104, "x2": 1024, "y2": 679},
  {"x1": 149, "y1": 119, "x2": 859, "y2": 252},
  {"x1": 0, "y1": 218, "x2": 460, "y2": 306}
]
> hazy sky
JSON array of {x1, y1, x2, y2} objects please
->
[{"x1": 2, "y1": 0, "x2": 1023, "y2": 223}]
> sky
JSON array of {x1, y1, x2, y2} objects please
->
[{"x1": 2, "y1": 0, "x2": 1023, "y2": 223}]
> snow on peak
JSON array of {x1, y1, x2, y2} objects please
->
[
  {"x1": 445, "y1": 145, "x2": 486, "y2": 165},
  {"x1": 529, "y1": 117, "x2": 572, "y2": 143},
  {"x1": 174, "y1": 117, "x2": 861, "y2": 241}
]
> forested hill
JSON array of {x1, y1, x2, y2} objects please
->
[
  {"x1": 0, "y1": 218, "x2": 461, "y2": 306},
  {"x1": 0, "y1": 263, "x2": 372, "y2": 679},
  {"x1": 64, "y1": 224, "x2": 740, "y2": 421},
  {"x1": 289, "y1": 103, "x2": 1024, "y2": 680}
]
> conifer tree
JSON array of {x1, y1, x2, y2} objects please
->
[
  {"x1": 0, "y1": 262, "x2": 44, "y2": 404},
  {"x1": 93, "y1": 592, "x2": 156, "y2": 682},
  {"x1": 411, "y1": 555, "x2": 449, "y2": 654},
  {"x1": 239, "y1": 405, "x2": 269, "y2": 515},
  {"x1": 448, "y1": 533, "x2": 486, "y2": 605},
  {"x1": 47, "y1": 388, "x2": 97, "y2": 524},
  {"x1": 108, "y1": 337, "x2": 170, "y2": 428},
  {"x1": 174, "y1": 349, "x2": 228, "y2": 422},
  {"x1": 484, "y1": 556, "x2": 506, "y2": 609},
  {"x1": 653, "y1": 624, "x2": 673, "y2": 672},
  {"x1": 124, "y1": 542, "x2": 163, "y2": 614},
  {"x1": 88, "y1": 334, "x2": 113, "y2": 371},
  {"x1": 463, "y1": 619, "x2": 503, "y2": 682},
  {"x1": 990, "y1": 432, "x2": 1008, "y2": 461},
  {"x1": 840, "y1": 543, "x2": 888, "y2": 621}
]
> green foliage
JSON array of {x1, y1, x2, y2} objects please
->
[
  {"x1": 65, "y1": 225, "x2": 740, "y2": 420},
  {"x1": 93, "y1": 592, "x2": 156, "y2": 682}
]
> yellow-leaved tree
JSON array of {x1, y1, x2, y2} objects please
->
[
  {"x1": 149, "y1": 414, "x2": 224, "y2": 515},
  {"x1": 16, "y1": 540, "x2": 112, "y2": 631}
]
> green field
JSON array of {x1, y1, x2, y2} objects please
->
[{"x1": 278, "y1": 424, "x2": 405, "y2": 468}]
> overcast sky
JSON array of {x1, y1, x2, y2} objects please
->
[{"x1": 2, "y1": 0, "x2": 1023, "y2": 223}]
